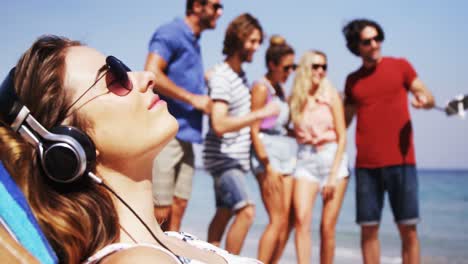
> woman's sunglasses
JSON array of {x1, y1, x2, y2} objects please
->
[
  {"x1": 311, "y1": 63, "x2": 328, "y2": 71},
  {"x1": 66, "y1": 56, "x2": 133, "y2": 115}
]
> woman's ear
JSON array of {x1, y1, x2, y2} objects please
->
[{"x1": 267, "y1": 61, "x2": 276, "y2": 72}]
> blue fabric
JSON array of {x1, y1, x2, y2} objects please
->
[
  {"x1": 0, "y1": 162, "x2": 58, "y2": 264},
  {"x1": 212, "y1": 167, "x2": 254, "y2": 211},
  {"x1": 355, "y1": 165, "x2": 419, "y2": 225},
  {"x1": 148, "y1": 18, "x2": 205, "y2": 143}
]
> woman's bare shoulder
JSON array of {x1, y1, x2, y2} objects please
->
[{"x1": 100, "y1": 246, "x2": 179, "y2": 264}]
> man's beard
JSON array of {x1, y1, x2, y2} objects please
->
[
  {"x1": 363, "y1": 49, "x2": 381, "y2": 64},
  {"x1": 200, "y1": 16, "x2": 214, "y2": 29},
  {"x1": 239, "y1": 48, "x2": 252, "y2": 62}
]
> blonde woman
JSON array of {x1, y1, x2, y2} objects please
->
[{"x1": 289, "y1": 51, "x2": 349, "y2": 264}]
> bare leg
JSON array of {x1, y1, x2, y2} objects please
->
[
  {"x1": 257, "y1": 172, "x2": 287, "y2": 263},
  {"x1": 154, "y1": 205, "x2": 171, "y2": 231},
  {"x1": 271, "y1": 175, "x2": 295, "y2": 264},
  {"x1": 361, "y1": 225, "x2": 380, "y2": 264},
  {"x1": 207, "y1": 208, "x2": 232, "y2": 247},
  {"x1": 225, "y1": 205, "x2": 255, "y2": 254},
  {"x1": 398, "y1": 224, "x2": 420, "y2": 264},
  {"x1": 293, "y1": 178, "x2": 320, "y2": 264},
  {"x1": 168, "y1": 196, "x2": 188, "y2": 231},
  {"x1": 320, "y1": 177, "x2": 349, "y2": 264}
]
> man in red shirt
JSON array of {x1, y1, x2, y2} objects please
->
[{"x1": 343, "y1": 19, "x2": 435, "y2": 264}]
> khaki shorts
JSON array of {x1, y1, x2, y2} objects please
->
[{"x1": 152, "y1": 138, "x2": 194, "y2": 206}]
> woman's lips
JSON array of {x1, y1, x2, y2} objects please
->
[{"x1": 148, "y1": 94, "x2": 166, "y2": 110}]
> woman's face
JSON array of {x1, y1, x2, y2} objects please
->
[
  {"x1": 63, "y1": 46, "x2": 178, "y2": 163},
  {"x1": 310, "y1": 53, "x2": 327, "y2": 87},
  {"x1": 270, "y1": 53, "x2": 295, "y2": 84}
]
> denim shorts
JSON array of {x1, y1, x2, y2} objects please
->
[
  {"x1": 250, "y1": 133, "x2": 298, "y2": 175},
  {"x1": 356, "y1": 165, "x2": 419, "y2": 226},
  {"x1": 212, "y1": 167, "x2": 254, "y2": 211},
  {"x1": 293, "y1": 142, "x2": 350, "y2": 189}
]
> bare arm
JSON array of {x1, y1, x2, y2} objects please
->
[
  {"x1": 250, "y1": 83, "x2": 271, "y2": 168},
  {"x1": 144, "y1": 53, "x2": 212, "y2": 114},
  {"x1": 322, "y1": 89, "x2": 347, "y2": 200},
  {"x1": 211, "y1": 99, "x2": 279, "y2": 137},
  {"x1": 0, "y1": 223, "x2": 39, "y2": 264},
  {"x1": 344, "y1": 102, "x2": 356, "y2": 128},
  {"x1": 329, "y1": 89, "x2": 347, "y2": 181},
  {"x1": 409, "y1": 77, "x2": 435, "y2": 109}
]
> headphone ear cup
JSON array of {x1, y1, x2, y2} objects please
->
[{"x1": 43, "y1": 126, "x2": 96, "y2": 183}]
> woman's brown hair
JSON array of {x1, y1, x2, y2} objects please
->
[
  {"x1": 265, "y1": 35, "x2": 294, "y2": 69},
  {"x1": 0, "y1": 35, "x2": 119, "y2": 263}
]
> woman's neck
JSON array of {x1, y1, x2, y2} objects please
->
[
  {"x1": 265, "y1": 72, "x2": 279, "y2": 86},
  {"x1": 97, "y1": 158, "x2": 161, "y2": 244},
  {"x1": 308, "y1": 83, "x2": 320, "y2": 96}
]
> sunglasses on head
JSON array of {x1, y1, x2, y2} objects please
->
[
  {"x1": 66, "y1": 56, "x2": 133, "y2": 115},
  {"x1": 283, "y1": 64, "x2": 297, "y2": 72},
  {"x1": 360, "y1": 35, "x2": 383, "y2": 46},
  {"x1": 311, "y1": 63, "x2": 327, "y2": 71}
]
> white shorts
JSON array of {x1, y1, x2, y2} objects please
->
[{"x1": 293, "y1": 142, "x2": 349, "y2": 189}]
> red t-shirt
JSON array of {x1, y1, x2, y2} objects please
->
[{"x1": 345, "y1": 57, "x2": 417, "y2": 168}]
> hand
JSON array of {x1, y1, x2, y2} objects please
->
[
  {"x1": 322, "y1": 178, "x2": 336, "y2": 201},
  {"x1": 262, "y1": 165, "x2": 282, "y2": 196},
  {"x1": 411, "y1": 93, "x2": 434, "y2": 109},
  {"x1": 295, "y1": 129, "x2": 313, "y2": 145},
  {"x1": 258, "y1": 100, "x2": 280, "y2": 119},
  {"x1": 191, "y1": 94, "x2": 213, "y2": 114}
]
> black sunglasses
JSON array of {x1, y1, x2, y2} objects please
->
[
  {"x1": 66, "y1": 56, "x2": 133, "y2": 115},
  {"x1": 208, "y1": 2, "x2": 223, "y2": 12},
  {"x1": 311, "y1": 63, "x2": 328, "y2": 71},
  {"x1": 360, "y1": 35, "x2": 383, "y2": 46},
  {"x1": 283, "y1": 64, "x2": 297, "y2": 72}
]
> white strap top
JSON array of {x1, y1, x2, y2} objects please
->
[
  {"x1": 84, "y1": 242, "x2": 186, "y2": 264},
  {"x1": 84, "y1": 231, "x2": 263, "y2": 264}
]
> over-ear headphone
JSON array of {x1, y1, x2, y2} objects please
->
[
  {"x1": 0, "y1": 67, "x2": 96, "y2": 184},
  {"x1": 1, "y1": 66, "x2": 181, "y2": 259}
]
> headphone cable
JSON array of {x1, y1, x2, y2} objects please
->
[{"x1": 89, "y1": 173, "x2": 182, "y2": 263}]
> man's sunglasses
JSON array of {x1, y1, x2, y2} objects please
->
[
  {"x1": 208, "y1": 2, "x2": 223, "y2": 12},
  {"x1": 360, "y1": 35, "x2": 383, "y2": 46},
  {"x1": 66, "y1": 56, "x2": 133, "y2": 115},
  {"x1": 283, "y1": 64, "x2": 297, "y2": 72},
  {"x1": 311, "y1": 63, "x2": 328, "y2": 71}
]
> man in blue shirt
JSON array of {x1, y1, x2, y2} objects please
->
[{"x1": 144, "y1": 0, "x2": 223, "y2": 231}]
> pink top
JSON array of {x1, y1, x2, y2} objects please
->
[
  {"x1": 295, "y1": 89, "x2": 337, "y2": 148},
  {"x1": 257, "y1": 78, "x2": 278, "y2": 130}
]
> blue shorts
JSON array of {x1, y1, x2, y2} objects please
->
[
  {"x1": 212, "y1": 168, "x2": 254, "y2": 211},
  {"x1": 356, "y1": 165, "x2": 420, "y2": 226},
  {"x1": 251, "y1": 133, "x2": 298, "y2": 175}
]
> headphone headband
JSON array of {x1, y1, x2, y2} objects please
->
[{"x1": 0, "y1": 68, "x2": 25, "y2": 127}]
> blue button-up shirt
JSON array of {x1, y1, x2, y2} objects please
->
[{"x1": 149, "y1": 18, "x2": 205, "y2": 143}]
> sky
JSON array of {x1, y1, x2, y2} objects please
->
[{"x1": 1, "y1": 0, "x2": 467, "y2": 169}]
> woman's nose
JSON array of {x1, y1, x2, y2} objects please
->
[{"x1": 130, "y1": 71, "x2": 156, "y2": 93}]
